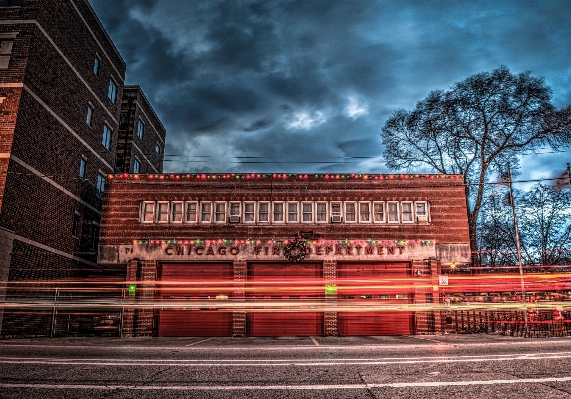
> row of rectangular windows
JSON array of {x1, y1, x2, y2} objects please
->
[{"x1": 141, "y1": 200, "x2": 430, "y2": 224}]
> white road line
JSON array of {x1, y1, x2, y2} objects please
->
[
  {"x1": 2, "y1": 377, "x2": 571, "y2": 391},
  {"x1": 185, "y1": 337, "x2": 215, "y2": 347},
  {"x1": 1, "y1": 352, "x2": 571, "y2": 366}
]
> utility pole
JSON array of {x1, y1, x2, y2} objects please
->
[{"x1": 507, "y1": 165, "x2": 527, "y2": 322}]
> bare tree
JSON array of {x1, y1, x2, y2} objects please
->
[{"x1": 381, "y1": 66, "x2": 571, "y2": 260}]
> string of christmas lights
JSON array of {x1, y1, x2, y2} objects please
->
[
  {"x1": 133, "y1": 238, "x2": 435, "y2": 246},
  {"x1": 108, "y1": 173, "x2": 463, "y2": 181}
]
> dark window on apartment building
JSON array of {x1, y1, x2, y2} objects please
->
[
  {"x1": 107, "y1": 79, "x2": 117, "y2": 103},
  {"x1": 0, "y1": 0, "x2": 23, "y2": 6},
  {"x1": 0, "y1": 41, "x2": 13, "y2": 69},
  {"x1": 86, "y1": 105, "x2": 93, "y2": 126},
  {"x1": 96, "y1": 174, "x2": 105, "y2": 197},
  {"x1": 79, "y1": 158, "x2": 86, "y2": 178},
  {"x1": 90, "y1": 223, "x2": 99, "y2": 250},
  {"x1": 72, "y1": 213, "x2": 81, "y2": 237},
  {"x1": 93, "y1": 55, "x2": 100, "y2": 75},
  {"x1": 137, "y1": 118, "x2": 144, "y2": 139},
  {"x1": 133, "y1": 158, "x2": 140, "y2": 174},
  {"x1": 102, "y1": 124, "x2": 112, "y2": 149}
]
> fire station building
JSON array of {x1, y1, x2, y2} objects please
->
[{"x1": 98, "y1": 172, "x2": 471, "y2": 337}]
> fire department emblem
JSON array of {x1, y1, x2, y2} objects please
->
[{"x1": 284, "y1": 239, "x2": 307, "y2": 263}]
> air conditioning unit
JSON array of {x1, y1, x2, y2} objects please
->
[
  {"x1": 417, "y1": 215, "x2": 427, "y2": 222},
  {"x1": 331, "y1": 215, "x2": 343, "y2": 223},
  {"x1": 228, "y1": 215, "x2": 240, "y2": 223}
]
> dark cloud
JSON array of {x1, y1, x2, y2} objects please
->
[{"x1": 89, "y1": 0, "x2": 571, "y2": 184}]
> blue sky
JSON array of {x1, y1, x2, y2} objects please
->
[{"x1": 90, "y1": 0, "x2": 571, "y2": 187}]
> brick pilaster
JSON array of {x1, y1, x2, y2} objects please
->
[
  {"x1": 232, "y1": 260, "x2": 247, "y2": 337},
  {"x1": 323, "y1": 260, "x2": 337, "y2": 336}
]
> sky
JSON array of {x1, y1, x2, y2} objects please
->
[{"x1": 90, "y1": 0, "x2": 571, "y2": 186}]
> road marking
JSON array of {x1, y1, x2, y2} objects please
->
[
  {"x1": 185, "y1": 337, "x2": 214, "y2": 347},
  {"x1": 405, "y1": 335, "x2": 446, "y2": 344},
  {"x1": 309, "y1": 336, "x2": 319, "y2": 346},
  {"x1": 2, "y1": 376, "x2": 571, "y2": 390},
  {"x1": 1, "y1": 351, "x2": 571, "y2": 366}
]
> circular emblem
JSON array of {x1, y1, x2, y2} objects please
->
[{"x1": 284, "y1": 239, "x2": 307, "y2": 263}]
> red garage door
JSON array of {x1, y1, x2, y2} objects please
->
[
  {"x1": 157, "y1": 263, "x2": 233, "y2": 337},
  {"x1": 247, "y1": 262, "x2": 323, "y2": 336},
  {"x1": 337, "y1": 262, "x2": 413, "y2": 336}
]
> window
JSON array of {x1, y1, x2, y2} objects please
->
[
  {"x1": 287, "y1": 202, "x2": 298, "y2": 223},
  {"x1": 133, "y1": 158, "x2": 140, "y2": 174},
  {"x1": 90, "y1": 223, "x2": 99, "y2": 251},
  {"x1": 244, "y1": 202, "x2": 255, "y2": 222},
  {"x1": 155, "y1": 144, "x2": 161, "y2": 154},
  {"x1": 0, "y1": 0, "x2": 23, "y2": 6},
  {"x1": 215, "y1": 202, "x2": 226, "y2": 223},
  {"x1": 373, "y1": 202, "x2": 385, "y2": 223},
  {"x1": 302, "y1": 202, "x2": 313, "y2": 223},
  {"x1": 137, "y1": 118, "x2": 144, "y2": 140},
  {"x1": 96, "y1": 173, "x2": 105, "y2": 197},
  {"x1": 93, "y1": 55, "x2": 100, "y2": 75},
  {"x1": 102, "y1": 124, "x2": 112, "y2": 149},
  {"x1": 388, "y1": 202, "x2": 399, "y2": 223},
  {"x1": 200, "y1": 202, "x2": 212, "y2": 223},
  {"x1": 273, "y1": 202, "x2": 284, "y2": 223},
  {"x1": 331, "y1": 202, "x2": 342, "y2": 223},
  {"x1": 171, "y1": 201, "x2": 183, "y2": 223},
  {"x1": 72, "y1": 213, "x2": 80, "y2": 237},
  {"x1": 402, "y1": 202, "x2": 413, "y2": 223},
  {"x1": 86, "y1": 105, "x2": 93, "y2": 126},
  {"x1": 107, "y1": 79, "x2": 117, "y2": 104},
  {"x1": 316, "y1": 202, "x2": 327, "y2": 223},
  {"x1": 258, "y1": 202, "x2": 269, "y2": 222},
  {"x1": 359, "y1": 202, "x2": 371, "y2": 223},
  {"x1": 79, "y1": 158, "x2": 86, "y2": 179},
  {"x1": 0, "y1": 40, "x2": 13, "y2": 69},
  {"x1": 416, "y1": 202, "x2": 428, "y2": 222},
  {"x1": 185, "y1": 202, "x2": 197, "y2": 223},
  {"x1": 345, "y1": 202, "x2": 356, "y2": 223},
  {"x1": 157, "y1": 202, "x2": 169, "y2": 223},
  {"x1": 228, "y1": 202, "x2": 240, "y2": 223},
  {"x1": 141, "y1": 201, "x2": 155, "y2": 223}
]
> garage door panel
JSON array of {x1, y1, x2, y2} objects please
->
[
  {"x1": 338, "y1": 311, "x2": 412, "y2": 336},
  {"x1": 158, "y1": 310, "x2": 232, "y2": 337},
  {"x1": 247, "y1": 312, "x2": 323, "y2": 336}
]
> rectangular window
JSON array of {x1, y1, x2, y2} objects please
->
[
  {"x1": 171, "y1": 201, "x2": 183, "y2": 223},
  {"x1": 215, "y1": 202, "x2": 226, "y2": 223},
  {"x1": 200, "y1": 202, "x2": 212, "y2": 223},
  {"x1": 258, "y1": 202, "x2": 269, "y2": 222},
  {"x1": 345, "y1": 202, "x2": 356, "y2": 223},
  {"x1": 137, "y1": 118, "x2": 144, "y2": 140},
  {"x1": 96, "y1": 173, "x2": 105, "y2": 197},
  {"x1": 273, "y1": 202, "x2": 284, "y2": 223},
  {"x1": 228, "y1": 202, "x2": 240, "y2": 223},
  {"x1": 141, "y1": 201, "x2": 155, "y2": 223},
  {"x1": 388, "y1": 202, "x2": 399, "y2": 223},
  {"x1": 79, "y1": 158, "x2": 86, "y2": 179},
  {"x1": 402, "y1": 202, "x2": 413, "y2": 223},
  {"x1": 373, "y1": 202, "x2": 385, "y2": 223},
  {"x1": 316, "y1": 202, "x2": 327, "y2": 223},
  {"x1": 102, "y1": 124, "x2": 112, "y2": 149},
  {"x1": 302, "y1": 202, "x2": 313, "y2": 223},
  {"x1": 90, "y1": 223, "x2": 99, "y2": 251},
  {"x1": 133, "y1": 158, "x2": 140, "y2": 174},
  {"x1": 330, "y1": 202, "x2": 342, "y2": 223},
  {"x1": 185, "y1": 202, "x2": 197, "y2": 223},
  {"x1": 157, "y1": 202, "x2": 169, "y2": 223},
  {"x1": 72, "y1": 213, "x2": 80, "y2": 237},
  {"x1": 86, "y1": 105, "x2": 93, "y2": 126},
  {"x1": 155, "y1": 144, "x2": 161, "y2": 154},
  {"x1": 93, "y1": 55, "x2": 100, "y2": 75},
  {"x1": 359, "y1": 202, "x2": 371, "y2": 223},
  {"x1": 416, "y1": 201, "x2": 428, "y2": 222},
  {"x1": 107, "y1": 79, "x2": 117, "y2": 104},
  {"x1": 0, "y1": 40, "x2": 13, "y2": 70},
  {"x1": 244, "y1": 202, "x2": 255, "y2": 222},
  {"x1": 287, "y1": 202, "x2": 298, "y2": 223}
]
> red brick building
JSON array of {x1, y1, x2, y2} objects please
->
[
  {"x1": 0, "y1": 0, "x2": 165, "y2": 336},
  {"x1": 98, "y1": 172, "x2": 471, "y2": 337}
]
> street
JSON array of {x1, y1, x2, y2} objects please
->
[{"x1": 2, "y1": 334, "x2": 571, "y2": 398}]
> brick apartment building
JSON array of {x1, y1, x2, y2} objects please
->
[
  {"x1": 0, "y1": 0, "x2": 165, "y2": 336},
  {"x1": 98, "y1": 173, "x2": 471, "y2": 337}
]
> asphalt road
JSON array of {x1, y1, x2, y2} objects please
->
[{"x1": 2, "y1": 334, "x2": 571, "y2": 398}]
